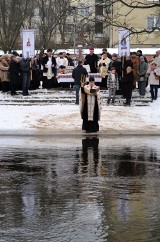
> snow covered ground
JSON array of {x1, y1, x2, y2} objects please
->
[{"x1": 0, "y1": 89, "x2": 160, "y2": 135}]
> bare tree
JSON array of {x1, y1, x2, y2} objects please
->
[
  {"x1": 0, "y1": 0, "x2": 32, "y2": 53},
  {"x1": 62, "y1": 0, "x2": 160, "y2": 48},
  {"x1": 105, "y1": 0, "x2": 160, "y2": 34},
  {"x1": 31, "y1": 0, "x2": 72, "y2": 50}
]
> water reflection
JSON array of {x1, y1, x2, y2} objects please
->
[
  {"x1": 116, "y1": 147, "x2": 146, "y2": 177},
  {"x1": 0, "y1": 137, "x2": 160, "y2": 242},
  {"x1": 80, "y1": 137, "x2": 100, "y2": 176}
]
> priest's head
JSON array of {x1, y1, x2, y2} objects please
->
[
  {"x1": 47, "y1": 49, "x2": 52, "y2": 57},
  {"x1": 89, "y1": 76, "x2": 95, "y2": 87}
]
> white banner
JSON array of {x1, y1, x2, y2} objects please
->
[
  {"x1": 22, "y1": 29, "x2": 35, "y2": 58},
  {"x1": 118, "y1": 29, "x2": 130, "y2": 57}
]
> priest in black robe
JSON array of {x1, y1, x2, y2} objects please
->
[
  {"x1": 84, "y1": 47, "x2": 99, "y2": 73},
  {"x1": 80, "y1": 76, "x2": 102, "y2": 133},
  {"x1": 41, "y1": 49, "x2": 57, "y2": 89}
]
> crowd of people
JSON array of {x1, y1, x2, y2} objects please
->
[
  {"x1": 0, "y1": 47, "x2": 160, "y2": 103},
  {"x1": 72, "y1": 48, "x2": 160, "y2": 107},
  {"x1": 73, "y1": 48, "x2": 160, "y2": 133},
  {"x1": 0, "y1": 47, "x2": 160, "y2": 133},
  {"x1": 0, "y1": 49, "x2": 74, "y2": 96}
]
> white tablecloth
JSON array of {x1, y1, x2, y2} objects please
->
[{"x1": 57, "y1": 73, "x2": 102, "y2": 83}]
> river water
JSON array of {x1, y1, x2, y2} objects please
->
[{"x1": 0, "y1": 136, "x2": 160, "y2": 242}]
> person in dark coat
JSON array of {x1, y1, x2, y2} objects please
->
[
  {"x1": 9, "y1": 55, "x2": 20, "y2": 95},
  {"x1": 30, "y1": 54, "x2": 40, "y2": 90},
  {"x1": 20, "y1": 57, "x2": 31, "y2": 96},
  {"x1": 66, "y1": 53, "x2": 74, "y2": 66},
  {"x1": 123, "y1": 66, "x2": 134, "y2": 106},
  {"x1": 84, "y1": 47, "x2": 99, "y2": 73},
  {"x1": 108, "y1": 53, "x2": 122, "y2": 93},
  {"x1": 121, "y1": 55, "x2": 133, "y2": 97},
  {"x1": 72, "y1": 61, "x2": 88, "y2": 104},
  {"x1": 41, "y1": 49, "x2": 57, "y2": 88}
]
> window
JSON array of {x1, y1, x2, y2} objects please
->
[
  {"x1": 79, "y1": 7, "x2": 89, "y2": 15},
  {"x1": 95, "y1": 22, "x2": 103, "y2": 33},
  {"x1": 147, "y1": 16, "x2": 160, "y2": 30},
  {"x1": 95, "y1": 5, "x2": 103, "y2": 15},
  {"x1": 95, "y1": 0, "x2": 104, "y2": 3},
  {"x1": 66, "y1": 24, "x2": 74, "y2": 33}
]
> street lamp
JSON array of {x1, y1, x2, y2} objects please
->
[{"x1": 70, "y1": 6, "x2": 77, "y2": 59}]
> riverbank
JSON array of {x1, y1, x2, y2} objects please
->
[{"x1": 0, "y1": 96, "x2": 160, "y2": 136}]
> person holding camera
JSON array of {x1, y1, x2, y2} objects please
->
[
  {"x1": 147, "y1": 62, "x2": 160, "y2": 100},
  {"x1": 80, "y1": 76, "x2": 101, "y2": 133}
]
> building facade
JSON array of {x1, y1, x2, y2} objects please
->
[
  {"x1": 111, "y1": 0, "x2": 160, "y2": 48},
  {"x1": 30, "y1": 0, "x2": 160, "y2": 49}
]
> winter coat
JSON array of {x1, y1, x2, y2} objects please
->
[
  {"x1": 0, "y1": 62, "x2": 9, "y2": 82},
  {"x1": 108, "y1": 60, "x2": 122, "y2": 77},
  {"x1": 107, "y1": 73, "x2": 119, "y2": 89},
  {"x1": 84, "y1": 54, "x2": 99, "y2": 73},
  {"x1": 20, "y1": 59, "x2": 30, "y2": 73},
  {"x1": 42, "y1": 56, "x2": 56, "y2": 73},
  {"x1": 131, "y1": 57, "x2": 139, "y2": 86},
  {"x1": 123, "y1": 71, "x2": 134, "y2": 97},
  {"x1": 72, "y1": 65, "x2": 88, "y2": 85},
  {"x1": 98, "y1": 57, "x2": 111, "y2": 78},
  {"x1": 147, "y1": 67, "x2": 160, "y2": 85},
  {"x1": 136, "y1": 61, "x2": 148, "y2": 81},
  {"x1": 154, "y1": 56, "x2": 160, "y2": 67}
]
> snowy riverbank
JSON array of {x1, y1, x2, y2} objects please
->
[{"x1": 0, "y1": 91, "x2": 160, "y2": 136}]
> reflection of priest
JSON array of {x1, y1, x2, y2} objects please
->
[
  {"x1": 80, "y1": 137, "x2": 99, "y2": 176},
  {"x1": 84, "y1": 47, "x2": 99, "y2": 73},
  {"x1": 80, "y1": 76, "x2": 102, "y2": 133},
  {"x1": 42, "y1": 48, "x2": 57, "y2": 88}
]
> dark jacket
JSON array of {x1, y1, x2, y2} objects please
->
[
  {"x1": 9, "y1": 60, "x2": 20, "y2": 76},
  {"x1": 84, "y1": 54, "x2": 99, "y2": 73},
  {"x1": 67, "y1": 57, "x2": 74, "y2": 66},
  {"x1": 72, "y1": 65, "x2": 88, "y2": 85},
  {"x1": 108, "y1": 60, "x2": 122, "y2": 77},
  {"x1": 20, "y1": 59, "x2": 30, "y2": 73}
]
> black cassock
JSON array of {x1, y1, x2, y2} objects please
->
[
  {"x1": 81, "y1": 87, "x2": 99, "y2": 133},
  {"x1": 84, "y1": 54, "x2": 99, "y2": 73},
  {"x1": 41, "y1": 56, "x2": 57, "y2": 88}
]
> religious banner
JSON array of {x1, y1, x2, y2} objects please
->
[
  {"x1": 118, "y1": 29, "x2": 130, "y2": 57},
  {"x1": 22, "y1": 29, "x2": 35, "y2": 58}
]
